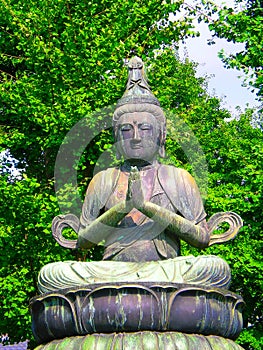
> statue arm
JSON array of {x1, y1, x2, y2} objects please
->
[
  {"x1": 139, "y1": 201, "x2": 210, "y2": 248},
  {"x1": 140, "y1": 202, "x2": 243, "y2": 248},
  {"x1": 78, "y1": 169, "x2": 131, "y2": 249},
  {"x1": 77, "y1": 200, "x2": 130, "y2": 249},
  {"x1": 127, "y1": 165, "x2": 209, "y2": 248},
  {"x1": 52, "y1": 169, "x2": 131, "y2": 250},
  {"x1": 129, "y1": 166, "x2": 242, "y2": 248}
]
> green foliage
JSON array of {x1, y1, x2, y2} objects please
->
[
  {"x1": 0, "y1": 0, "x2": 196, "y2": 179},
  {"x1": 0, "y1": 1, "x2": 262, "y2": 349},
  {"x1": 0, "y1": 175, "x2": 66, "y2": 343},
  {"x1": 204, "y1": 113, "x2": 263, "y2": 347}
]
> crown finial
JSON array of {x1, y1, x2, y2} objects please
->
[{"x1": 116, "y1": 56, "x2": 160, "y2": 107}]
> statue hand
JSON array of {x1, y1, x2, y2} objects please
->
[
  {"x1": 52, "y1": 214, "x2": 79, "y2": 249},
  {"x1": 127, "y1": 166, "x2": 145, "y2": 210},
  {"x1": 207, "y1": 211, "x2": 243, "y2": 246}
]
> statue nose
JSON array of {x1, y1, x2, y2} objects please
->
[{"x1": 132, "y1": 126, "x2": 141, "y2": 141}]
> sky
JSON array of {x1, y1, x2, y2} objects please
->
[{"x1": 178, "y1": 2, "x2": 259, "y2": 116}]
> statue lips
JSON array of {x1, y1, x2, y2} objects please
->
[
  {"x1": 128, "y1": 142, "x2": 151, "y2": 161},
  {"x1": 130, "y1": 143, "x2": 143, "y2": 149}
]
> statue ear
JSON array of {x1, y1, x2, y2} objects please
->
[
  {"x1": 159, "y1": 144, "x2": 166, "y2": 158},
  {"x1": 115, "y1": 149, "x2": 122, "y2": 160},
  {"x1": 115, "y1": 142, "x2": 123, "y2": 160},
  {"x1": 158, "y1": 128, "x2": 166, "y2": 158}
]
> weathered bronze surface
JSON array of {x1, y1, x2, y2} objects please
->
[
  {"x1": 31, "y1": 57, "x2": 245, "y2": 349},
  {"x1": 31, "y1": 282, "x2": 244, "y2": 343},
  {"x1": 34, "y1": 331, "x2": 245, "y2": 350}
]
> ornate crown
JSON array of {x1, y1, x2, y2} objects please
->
[{"x1": 116, "y1": 56, "x2": 160, "y2": 107}]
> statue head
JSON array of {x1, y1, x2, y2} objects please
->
[{"x1": 113, "y1": 57, "x2": 166, "y2": 163}]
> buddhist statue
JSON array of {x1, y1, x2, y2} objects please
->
[{"x1": 31, "y1": 57, "x2": 245, "y2": 350}]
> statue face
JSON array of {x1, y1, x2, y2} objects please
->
[{"x1": 116, "y1": 112, "x2": 160, "y2": 164}]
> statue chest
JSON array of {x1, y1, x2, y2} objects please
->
[{"x1": 105, "y1": 167, "x2": 174, "y2": 226}]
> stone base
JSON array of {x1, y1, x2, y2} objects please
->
[
  {"x1": 34, "y1": 331, "x2": 245, "y2": 350},
  {"x1": 30, "y1": 282, "x2": 244, "y2": 344}
]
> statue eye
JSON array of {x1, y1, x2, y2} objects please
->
[
  {"x1": 140, "y1": 123, "x2": 152, "y2": 130},
  {"x1": 120, "y1": 124, "x2": 133, "y2": 131}
]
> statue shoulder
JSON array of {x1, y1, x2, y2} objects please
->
[
  {"x1": 89, "y1": 167, "x2": 120, "y2": 185},
  {"x1": 158, "y1": 163, "x2": 193, "y2": 182},
  {"x1": 158, "y1": 164, "x2": 205, "y2": 222},
  {"x1": 81, "y1": 167, "x2": 121, "y2": 224},
  {"x1": 85, "y1": 167, "x2": 120, "y2": 200}
]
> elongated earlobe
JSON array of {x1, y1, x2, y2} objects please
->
[
  {"x1": 159, "y1": 145, "x2": 166, "y2": 158},
  {"x1": 115, "y1": 149, "x2": 121, "y2": 160}
]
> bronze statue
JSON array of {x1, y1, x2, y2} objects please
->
[
  {"x1": 31, "y1": 57, "x2": 245, "y2": 350},
  {"x1": 38, "y1": 57, "x2": 242, "y2": 294}
]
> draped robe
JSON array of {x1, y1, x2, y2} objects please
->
[{"x1": 38, "y1": 163, "x2": 231, "y2": 293}]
